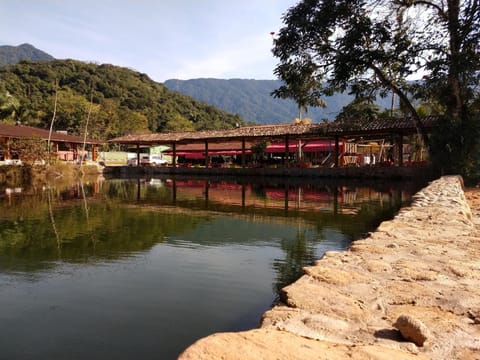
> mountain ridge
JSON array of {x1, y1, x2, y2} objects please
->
[
  {"x1": 0, "y1": 43, "x2": 54, "y2": 65},
  {"x1": 0, "y1": 60, "x2": 244, "y2": 139},
  {"x1": 164, "y1": 78, "x2": 393, "y2": 124}
]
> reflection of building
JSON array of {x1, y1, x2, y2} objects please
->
[
  {"x1": 0, "y1": 123, "x2": 102, "y2": 163},
  {"x1": 162, "y1": 179, "x2": 407, "y2": 215}
]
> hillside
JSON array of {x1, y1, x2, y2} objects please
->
[
  {"x1": 0, "y1": 43, "x2": 54, "y2": 65},
  {"x1": 164, "y1": 78, "x2": 393, "y2": 124},
  {"x1": 0, "y1": 60, "x2": 244, "y2": 140}
]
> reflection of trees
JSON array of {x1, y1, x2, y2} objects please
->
[
  {"x1": 0, "y1": 189, "x2": 206, "y2": 273},
  {"x1": 272, "y1": 226, "x2": 317, "y2": 295},
  {"x1": 271, "y1": 191, "x2": 407, "y2": 296},
  {"x1": 102, "y1": 179, "x2": 172, "y2": 203},
  {"x1": 47, "y1": 186, "x2": 61, "y2": 257}
]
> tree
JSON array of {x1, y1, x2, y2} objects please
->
[
  {"x1": 0, "y1": 90, "x2": 20, "y2": 123},
  {"x1": 336, "y1": 96, "x2": 380, "y2": 127},
  {"x1": 271, "y1": 56, "x2": 326, "y2": 121},
  {"x1": 164, "y1": 113, "x2": 195, "y2": 132},
  {"x1": 8, "y1": 137, "x2": 48, "y2": 165},
  {"x1": 272, "y1": 0, "x2": 480, "y2": 154}
]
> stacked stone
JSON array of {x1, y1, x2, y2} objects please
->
[{"x1": 179, "y1": 176, "x2": 480, "y2": 360}]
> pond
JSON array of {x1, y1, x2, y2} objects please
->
[{"x1": 0, "y1": 176, "x2": 425, "y2": 359}]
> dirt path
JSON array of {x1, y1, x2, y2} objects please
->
[{"x1": 179, "y1": 176, "x2": 480, "y2": 360}]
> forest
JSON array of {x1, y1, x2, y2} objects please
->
[{"x1": 0, "y1": 60, "x2": 245, "y2": 140}]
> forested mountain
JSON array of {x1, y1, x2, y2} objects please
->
[
  {"x1": 0, "y1": 60, "x2": 244, "y2": 140},
  {"x1": 0, "y1": 43, "x2": 54, "y2": 65},
  {"x1": 164, "y1": 78, "x2": 393, "y2": 124}
]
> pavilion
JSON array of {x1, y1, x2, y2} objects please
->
[{"x1": 109, "y1": 116, "x2": 439, "y2": 168}]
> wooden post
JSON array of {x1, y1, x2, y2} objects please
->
[
  {"x1": 205, "y1": 141, "x2": 209, "y2": 167},
  {"x1": 334, "y1": 136, "x2": 339, "y2": 168},
  {"x1": 284, "y1": 135, "x2": 289, "y2": 167},
  {"x1": 136, "y1": 144, "x2": 140, "y2": 166},
  {"x1": 172, "y1": 142, "x2": 177, "y2": 169},
  {"x1": 241, "y1": 138, "x2": 246, "y2": 168},
  {"x1": 92, "y1": 145, "x2": 98, "y2": 162},
  {"x1": 397, "y1": 134, "x2": 403, "y2": 166}
]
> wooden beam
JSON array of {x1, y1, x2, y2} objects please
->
[
  {"x1": 136, "y1": 144, "x2": 140, "y2": 167},
  {"x1": 205, "y1": 140, "x2": 209, "y2": 167},
  {"x1": 172, "y1": 142, "x2": 177, "y2": 171},
  {"x1": 241, "y1": 138, "x2": 246, "y2": 168},
  {"x1": 284, "y1": 135, "x2": 289, "y2": 167},
  {"x1": 334, "y1": 136, "x2": 339, "y2": 168},
  {"x1": 397, "y1": 134, "x2": 404, "y2": 166}
]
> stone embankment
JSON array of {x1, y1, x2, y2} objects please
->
[{"x1": 179, "y1": 176, "x2": 480, "y2": 359}]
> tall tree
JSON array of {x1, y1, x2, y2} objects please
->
[
  {"x1": 271, "y1": 56, "x2": 326, "y2": 121},
  {"x1": 273, "y1": 0, "x2": 480, "y2": 151}
]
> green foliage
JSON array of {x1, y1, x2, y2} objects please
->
[
  {"x1": 164, "y1": 113, "x2": 195, "y2": 132},
  {"x1": 251, "y1": 141, "x2": 270, "y2": 157},
  {"x1": 272, "y1": 56, "x2": 326, "y2": 120},
  {"x1": 0, "y1": 90, "x2": 20, "y2": 122},
  {"x1": 8, "y1": 137, "x2": 48, "y2": 165},
  {"x1": 430, "y1": 113, "x2": 480, "y2": 184},
  {"x1": 335, "y1": 97, "x2": 380, "y2": 126},
  {"x1": 273, "y1": 0, "x2": 480, "y2": 180},
  {"x1": 0, "y1": 60, "x2": 244, "y2": 139}
]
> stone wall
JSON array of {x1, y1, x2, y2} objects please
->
[{"x1": 179, "y1": 176, "x2": 480, "y2": 359}]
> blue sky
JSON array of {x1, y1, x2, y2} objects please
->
[{"x1": 0, "y1": 0, "x2": 297, "y2": 82}]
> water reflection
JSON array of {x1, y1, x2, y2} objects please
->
[
  {"x1": 0, "y1": 176, "x2": 424, "y2": 359},
  {"x1": 0, "y1": 176, "x2": 417, "y2": 280}
]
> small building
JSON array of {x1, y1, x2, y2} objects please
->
[{"x1": 0, "y1": 123, "x2": 103, "y2": 164}]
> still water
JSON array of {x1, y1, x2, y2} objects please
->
[{"x1": 0, "y1": 176, "x2": 424, "y2": 359}]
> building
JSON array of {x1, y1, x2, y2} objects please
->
[{"x1": 0, "y1": 122, "x2": 102, "y2": 164}]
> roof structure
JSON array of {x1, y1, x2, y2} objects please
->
[
  {"x1": 109, "y1": 116, "x2": 440, "y2": 146},
  {"x1": 0, "y1": 123, "x2": 103, "y2": 145}
]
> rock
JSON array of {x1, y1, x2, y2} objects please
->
[
  {"x1": 179, "y1": 177, "x2": 480, "y2": 359},
  {"x1": 394, "y1": 314, "x2": 431, "y2": 346}
]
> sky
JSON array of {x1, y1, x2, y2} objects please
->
[{"x1": 0, "y1": 0, "x2": 298, "y2": 82}]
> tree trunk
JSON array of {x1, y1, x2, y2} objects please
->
[
  {"x1": 371, "y1": 65, "x2": 431, "y2": 153},
  {"x1": 446, "y1": 0, "x2": 463, "y2": 120}
]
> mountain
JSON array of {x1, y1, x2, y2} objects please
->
[
  {"x1": 164, "y1": 78, "x2": 393, "y2": 124},
  {"x1": 0, "y1": 43, "x2": 54, "y2": 65},
  {"x1": 0, "y1": 60, "x2": 244, "y2": 139}
]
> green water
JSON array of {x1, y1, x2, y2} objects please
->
[{"x1": 0, "y1": 176, "x2": 422, "y2": 359}]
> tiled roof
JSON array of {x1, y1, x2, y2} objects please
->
[
  {"x1": 109, "y1": 116, "x2": 440, "y2": 145},
  {"x1": 0, "y1": 123, "x2": 103, "y2": 145},
  {"x1": 325, "y1": 115, "x2": 440, "y2": 135},
  {"x1": 110, "y1": 123, "x2": 328, "y2": 145}
]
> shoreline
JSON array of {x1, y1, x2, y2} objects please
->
[{"x1": 179, "y1": 176, "x2": 480, "y2": 359}]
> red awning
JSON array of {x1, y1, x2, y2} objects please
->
[
  {"x1": 266, "y1": 140, "x2": 344, "y2": 153},
  {"x1": 303, "y1": 140, "x2": 344, "y2": 152},
  {"x1": 165, "y1": 150, "x2": 251, "y2": 158},
  {"x1": 265, "y1": 143, "x2": 298, "y2": 153}
]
